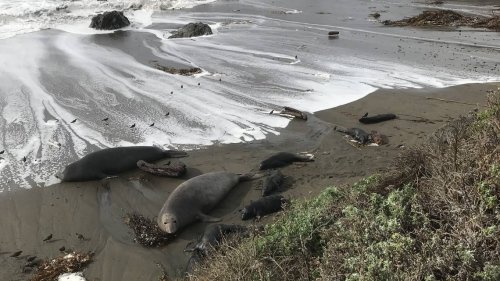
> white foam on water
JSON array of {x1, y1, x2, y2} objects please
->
[
  {"x1": 0, "y1": 0, "x2": 217, "y2": 39},
  {"x1": 58, "y1": 272, "x2": 87, "y2": 281},
  {"x1": 0, "y1": 3, "x2": 499, "y2": 190}
]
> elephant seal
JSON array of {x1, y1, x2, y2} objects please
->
[
  {"x1": 259, "y1": 152, "x2": 314, "y2": 170},
  {"x1": 59, "y1": 146, "x2": 187, "y2": 182},
  {"x1": 334, "y1": 126, "x2": 372, "y2": 144},
  {"x1": 184, "y1": 224, "x2": 249, "y2": 275},
  {"x1": 241, "y1": 195, "x2": 288, "y2": 220},
  {"x1": 359, "y1": 113, "x2": 397, "y2": 124},
  {"x1": 262, "y1": 170, "x2": 284, "y2": 197},
  {"x1": 186, "y1": 224, "x2": 248, "y2": 254},
  {"x1": 158, "y1": 171, "x2": 261, "y2": 234}
]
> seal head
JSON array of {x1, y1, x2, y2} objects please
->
[{"x1": 158, "y1": 213, "x2": 179, "y2": 234}]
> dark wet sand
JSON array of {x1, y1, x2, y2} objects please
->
[{"x1": 0, "y1": 82, "x2": 497, "y2": 280}]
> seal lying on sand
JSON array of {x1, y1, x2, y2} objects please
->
[
  {"x1": 158, "y1": 171, "x2": 262, "y2": 234},
  {"x1": 334, "y1": 127, "x2": 372, "y2": 144},
  {"x1": 59, "y1": 146, "x2": 187, "y2": 182},
  {"x1": 359, "y1": 113, "x2": 397, "y2": 124},
  {"x1": 259, "y1": 152, "x2": 314, "y2": 170},
  {"x1": 262, "y1": 170, "x2": 284, "y2": 197},
  {"x1": 241, "y1": 195, "x2": 288, "y2": 220}
]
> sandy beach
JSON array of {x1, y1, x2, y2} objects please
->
[{"x1": 1, "y1": 82, "x2": 498, "y2": 280}]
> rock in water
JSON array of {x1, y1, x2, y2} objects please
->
[
  {"x1": 168, "y1": 22, "x2": 213, "y2": 39},
  {"x1": 90, "y1": 11, "x2": 130, "y2": 30}
]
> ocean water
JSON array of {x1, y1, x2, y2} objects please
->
[{"x1": 0, "y1": 0, "x2": 499, "y2": 190}]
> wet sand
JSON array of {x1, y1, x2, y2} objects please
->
[{"x1": 0, "y1": 82, "x2": 497, "y2": 280}]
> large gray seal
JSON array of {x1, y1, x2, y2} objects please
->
[
  {"x1": 59, "y1": 146, "x2": 187, "y2": 182},
  {"x1": 158, "y1": 171, "x2": 260, "y2": 234}
]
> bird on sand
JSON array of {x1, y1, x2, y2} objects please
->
[
  {"x1": 70, "y1": 119, "x2": 77, "y2": 123},
  {"x1": 0, "y1": 150, "x2": 4, "y2": 154},
  {"x1": 22, "y1": 156, "x2": 26, "y2": 162},
  {"x1": 130, "y1": 123, "x2": 136, "y2": 128},
  {"x1": 362, "y1": 112, "x2": 368, "y2": 118},
  {"x1": 101, "y1": 117, "x2": 109, "y2": 122},
  {"x1": 165, "y1": 112, "x2": 170, "y2": 117},
  {"x1": 10, "y1": 251, "x2": 22, "y2": 257},
  {"x1": 149, "y1": 123, "x2": 154, "y2": 127},
  {"x1": 43, "y1": 234, "x2": 52, "y2": 242}
]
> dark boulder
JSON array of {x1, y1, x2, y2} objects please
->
[
  {"x1": 168, "y1": 22, "x2": 213, "y2": 39},
  {"x1": 90, "y1": 11, "x2": 130, "y2": 30}
]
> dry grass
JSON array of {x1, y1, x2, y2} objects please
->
[{"x1": 187, "y1": 89, "x2": 500, "y2": 281}]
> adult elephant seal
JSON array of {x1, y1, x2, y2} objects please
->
[
  {"x1": 158, "y1": 171, "x2": 261, "y2": 234},
  {"x1": 259, "y1": 152, "x2": 314, "y2": 170},
  {"x1": 59, "y1": 146, "x2": 187, "y2": 182}
]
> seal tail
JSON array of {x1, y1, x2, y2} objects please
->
[
  {"x1": 334, "y1": 126, "x2": 348, "y2": 134},
  {"x1": 297, "y1": 153, "x2": 314, "y2": 162},
  {"x1": 163, "y1": 150, "x2": 188, "y2": 158},
  {"x1": 239, "y1": 172, "x2": 267, "y2": 182}
]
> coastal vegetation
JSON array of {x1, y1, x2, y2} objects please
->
[{"x1": 187, "y1": 89, "x2": 500, "y2": 280}]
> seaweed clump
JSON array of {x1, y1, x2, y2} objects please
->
[
  {"x1": 155, "y1": 64, "x2": 202, "y2": 76},
  {"x1": 30, "y1": 251, "x2": 93, "y2": 281},
  {"x1": 384, "y1": 10, "x2": 500, "y2": 31},
  {"x1": 125, "y1": 213, "x2": 174, "y2": 247}
]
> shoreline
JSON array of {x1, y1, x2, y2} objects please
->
[{"x1": 1, "y1": 82, "x2": 498, "y2": 280}]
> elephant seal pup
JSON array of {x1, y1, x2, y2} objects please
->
[
  {"x1": 241, "y1": 195, "x2": 288, "y2": 220},
  {"x1": 158, "y1": 171, "x2": 262, "y2": 234},
  {"x1": 187, "y1": 224, "x2": 248, "y2": 254},
  {"x1": 185, "y1": 224, "x2": 248, "y2": 275},
  {"x1": 262, "y1": 170, "x2": 284, "y2": 197},
  {"x1": 359, "y1": 113, "x2": 397, "y2": 124},
  {"x1": 59, "y1": 146, "x2": 187, "y2": 182},
  {"x1": 334, "y1": 126, "x2": 372, "y2": 144},
  {"x1": 259, "y1": 152, "x2": 314, "y2": 170}
]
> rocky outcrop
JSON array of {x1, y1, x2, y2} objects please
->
[
  {"x1": 168, "y1": 22, "x2": 213, "y2": 39},
  {"x1": 90, "y1": 11, "x2": 130, "y2": 30}
]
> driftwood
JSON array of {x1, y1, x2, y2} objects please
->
[
  {"x1": 278, "y1": 106, "x2": 308, "y2": 120},
  {"x1": 137, "y1": 160, "x2": 187, "y2": 177}
]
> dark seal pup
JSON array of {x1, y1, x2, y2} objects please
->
[
  {"x1": 241, "y1": 195, "x2": 288, "y2": 220},
  {"x1": 259, "y1": 152, "x2": 314, "y2": 170},
  {"x1": 187, "y1": 224, "x2": 248, "y2": 254},
  {"x1": 262, "y1": 170, "x2": 284, "y2": 197},
  {"x1": 158, "y1": 171, "x2": 262, "y2": 234},
  {"x1": 334, "y1": 127, "x2": 372, "y2": 144},
  {"x1": 359, "y1": 113, "x2": 396, "y2": 124},
  {"x1": 59, "y1": 146, "x2": 187, "y2": 182},
  {"x1": 184, "y1": 224, "x2": 248, "y2": 275}
]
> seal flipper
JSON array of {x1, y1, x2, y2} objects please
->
[{"x1": 197, "y1": 213, "x2": 222, "y2": 223}]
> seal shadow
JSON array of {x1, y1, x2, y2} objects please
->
[{"x1": 96, "y1": 182, "x2": 136, "y2": 246}]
